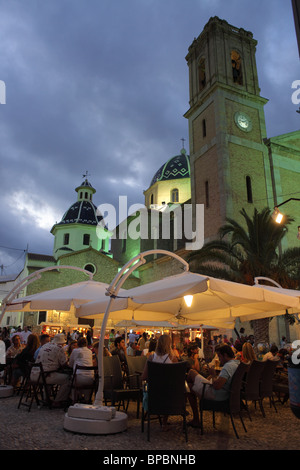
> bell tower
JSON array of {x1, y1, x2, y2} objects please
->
[{"x1": 185, "y1": 17, "x2": 273, "y2": 241}]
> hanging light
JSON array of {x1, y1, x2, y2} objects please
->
[
  {"x1": 271, "y1": 207, "x2": 284, "y2": 224},
  {"x1": 184, "y1": 295, "x2": 193, "y2": 307}
]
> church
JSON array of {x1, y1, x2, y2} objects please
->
[{"x1": 1, "y1": 17, "x2": 299, "y2": 343}]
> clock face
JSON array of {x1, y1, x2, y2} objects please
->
[{"x1": 234, "y1": 112, "x2": 252, "y2": 132}]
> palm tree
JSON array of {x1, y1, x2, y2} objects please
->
[{"x1": 187, "y1": 207, "x2": 300, "y2": 346}]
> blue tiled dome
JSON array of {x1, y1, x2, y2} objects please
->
[
  {"x1": 58, "y1": 200, "x2": 102, "y2": 226},
  {"x1": 150, "y1": 148, "x2": 190, "y2": 187},
  {"x1": 56, "y1": 179, "x2": 103, "y2": 226}
]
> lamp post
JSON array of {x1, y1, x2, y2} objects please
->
[
  {"x1": 271, "y1": 198, "x2": 300, "y2": 240},
  {"x1": 272, "y1": 198, "x2": 300, "y2": 222}
]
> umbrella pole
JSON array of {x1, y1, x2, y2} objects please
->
[{"x1": 94, "y1": 295, "x2": 115, "y2": 406}]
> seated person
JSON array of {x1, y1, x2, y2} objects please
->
[
  {"x1": 263, "y1": 345, "x2": 280, "y2": 362},
  {"x1": 186, "y1": 344, "x2": 239, "y2": 427},
  {"x1": 69, "y1": 336, "x2": 94, "y2": 402},
  {"x1": 32, "y1": 333, "x2": 71, "y2": 408},
  {"x1": 182, "y1": 342, "x2": 200, "y2": 372},
  {"x1": 34, "y1": 334, "x2": 50, "y2": 361},
  {"x1": 111, "y1": 336, "x2": 128, "y2": 373},
  {"x1": 11, "y1": 334, "x2": 40, "y2": 388},
  {"x1": 127, "y1": 341, "x2": 138, "y2": 357},
  {"x1": 6, "y1": 334, "x2": 24, "y2": 360}
]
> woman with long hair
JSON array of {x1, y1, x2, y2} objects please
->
[
  {"x1": 141, "y1": 334, "x2": 178, "y2": 431},
  {"x1": 11, "y1": 333, "x2": 40, "y2": 388},
  {"x1": 241, "y1": 342, "x2": 257, "y2": 365}
]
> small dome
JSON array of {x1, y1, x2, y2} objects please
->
[
  {"x1": 55, "y1": 178, "x2": 103, "y2": 227},
  {"x1": 150, "y1": 148, "x2": 190, "y2": 187},
  {"x1": 57, "y1": 200, "x2": 103, "y2": 226}
]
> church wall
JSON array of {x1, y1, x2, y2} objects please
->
[
  {"x1": 227, "y1": 142, "x2": 269, "y2": 222},
  {"x1": 25, "y1": 250, "x2": 139, "y2": 297},
  {"x1": 192, "y1": 102, "x2": 216, "y2": 155},
  {"x1": 138, "y1": 250, "x2": 188, "y2": 285},
  {"x1": 265, "y1": 135, "x2": 300, "y2": 251},
  {"x1": 193, "y1": 146, "x2": 223, "y2": 239}
]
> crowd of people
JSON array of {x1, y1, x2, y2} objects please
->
[
  {"x1": 0, "y1": 326, "x2": 102, "y2": 408},
  {"x1": 0, "y1": 324, "x2": 294, "y2": 415}
]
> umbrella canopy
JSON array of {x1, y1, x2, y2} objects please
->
[
  {"x1": 4, "y1": 280, "x2": 114, "y2": 314},
  {"x1": 76, "y1": 272, "x2": 300, "y2": 328},
  {"x1": 114, "y1": 319, "x2": 179, "y2": 329}
]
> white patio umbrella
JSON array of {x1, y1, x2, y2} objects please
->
[
  {"x1": 76, "y1": 271, "x2": 300, "y2": 327},
  {"x1": 2, "y1": 279, "x2": 116, "y2": 316}
]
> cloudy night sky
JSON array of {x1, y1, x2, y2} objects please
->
[{"x1": 0, "y1": 0, "x2": 299, "y2": 275}]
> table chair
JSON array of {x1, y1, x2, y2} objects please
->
[
  {"x1": 103, "y1": 355, "x2": 141, "y2": 417},
  {"x1": 259, "y1": 360, "x2": 278, "y2": 413},
  {"x1": 70, "y1": 365, "x2": 98, "y2": 404},
  {"x1": 199, "y1": 362, "x2": 248, "y2": 439},
  {"x1": 241, "y1": 360, "x2": 265, "y2": 419},
  {"x1": 141, "y1": 361, "x2": 188, "y2": 442}
]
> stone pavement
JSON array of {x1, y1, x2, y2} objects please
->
[{"x1": 0, "y1": 393, "x2": 299, "y2": 452}]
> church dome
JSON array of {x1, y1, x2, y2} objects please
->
[
  {"x1": 150, "y1": 148, "x2": 190, "y2": 187},
  {"x1": 55, "y1": 178, "x2": 103, "y2": 227},
  {"x1": 57, "y1": 200, "x2": 102, "y2": 226}
]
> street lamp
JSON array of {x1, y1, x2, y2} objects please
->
[{"x1": 271, "y1": 198, "x2": 300, "y2": 238}]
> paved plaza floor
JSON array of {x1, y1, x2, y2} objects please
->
[{"x1": 0, "y1": 393, "x2": 299, "y2": 454}]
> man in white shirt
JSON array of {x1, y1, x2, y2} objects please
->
[
  {"x1": 20, "y1": 326, "x2": 32, "y2": 344},
  {"x1": 69, "y1": 336, "x2": 94, "y2": 402},
  {"x1": 33, "y1": 333, "x2": 71, "y2": 407}
]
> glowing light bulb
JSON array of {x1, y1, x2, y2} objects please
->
[{"x1": 184, "y1": 295, "x2": 193, "y2": 307}]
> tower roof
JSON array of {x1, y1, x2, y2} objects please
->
[
  {"x1": 150, "y1": 148, "x2": 190, "y2": 187},
  {"x1": 52, "y1": 178, "x2": 103, "y2": 228},
  {"x1": 57, "y1": 200, "x2": 102, "y2": 226}
]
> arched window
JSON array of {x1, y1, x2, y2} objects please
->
[
  {"x1": 198, "y1": 58, "x2": 206, "y2": 91},
  {"x1": 83, "y1": 234, "x2": 90, "y2": 245},
  {"x1": 64, "y1": 233, "x2": 70, "y2": 245},
  {"x1": 231, "y1": 50, "x2": 243, "y2": 85},
  {"x1": 246, "y1": 176, "x2": 253, "y2": 203},
  {"x1": 171, "y1": 188, "x2": 179, "y2": 203}
]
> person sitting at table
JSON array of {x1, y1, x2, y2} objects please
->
[
  {"x1": 11, "y1": 334, "x2": 40, "y2": 389},
  {"x1": 145, "y1": 338, "x2": 157, "y2": 357},
  {"x1": 241, "y1": 342, "x2": 257, "y2": 365},
  {"x1": 34, "y1": 334, "x2": 51, "y2": 361},
  {"x1": 111, "y1": 336, "x2": 128, "y2": 373},
  {"x1": 127, "y1": 341, "x2": 138, "y2": 357},
  {"x1": 142, "y1": 334, "x2": 178, "y2": 381},
  {"x1": 141, "y1": 334, "x2": 178, "y2": 431},
  {"x1": 263, "y1": 344, "x2": 280, "y2": 362},
  {"x1": 69, "y1": 336, "x2": 95, "y2": 403},
  {"x1": 92, "y1": 341, "x2": 112, "y2": 367},
  {"x1": 183, "y1": 342, "x2": 201, "y2": 372},
  {"x1": 186, "y1": 344, "x2": 239, "y2": 428},
  {"x1": 6, "y1": 334, "x2": 24, "y2": 360},
  {"x1": 65, "y1": 340, "x2": 78, "y2": 359},
  {"x1": 32, "y1": 333, "x2": 72, "y2": 408}
]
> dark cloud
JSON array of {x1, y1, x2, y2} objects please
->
[{"x1": 0, "y1": 0, "x2": 299, "y2": 274}]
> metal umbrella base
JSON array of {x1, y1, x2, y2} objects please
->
[{"x1": 63, "y1": 404, "x2": 128, "y2": 435}]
